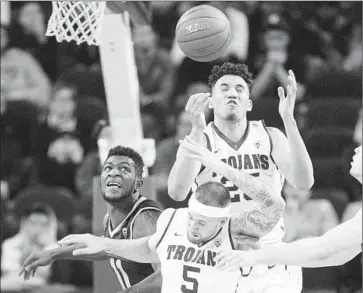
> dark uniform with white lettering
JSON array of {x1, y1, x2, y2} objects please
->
[
  {"x1": 156, "y1": 208, "x2": 241, "y2": 293},
  {"x1": 104, "y1": 196, "x2": 162, "y2": 290}
]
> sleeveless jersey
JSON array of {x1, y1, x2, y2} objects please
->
[
  {"x1": 192, "y1": 121, "x2": 285, "y2": 245},
  {"x1": 156, "y1": 208, "x2": 242, "y2": 293},
  {"x1": 104, "y1": 196, "x2": 162, "y2": 290}
]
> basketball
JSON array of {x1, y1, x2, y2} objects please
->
[{"x1": 175, "y1": 5, "x2": 231, "y2": 62}]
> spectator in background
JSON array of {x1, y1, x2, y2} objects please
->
[
  {"x1": 282, "y1": 183, "x2": 339, "y2": 243},
  {"x1": 133, "y1": 25, "x2": 175, "y2": 110},
  {"x1": 1, "y1": 203, "x2": 58, "y2": 292},
  {"x1": 153, "y1": 111, "x2": 192, "y2": 208},
  {"x1": 0, "y1": 74, "x2": 38, "y2": 200},
  {"x1": 141, "y1": 104, "x2": 165, "y2": 143},
  {"x1": 9, "y1": 2, "x2": 58, "y2": 80},
  {"x1": 172, "y1": 81, "x2": 210, "y2": 115},
  {"x1": 31, "y1": 133, "x2": 84, "y2": 194},
  {"x1": 1, "y1": 23, "x2": 51, "y2": 111},
  {"x1": 33, "y1": 81, "x2": 78, "y2": 156},
  {"x1": 250, "y1": 14, "x2": 306, "y2": 101}
]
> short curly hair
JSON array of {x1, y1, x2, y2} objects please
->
[
  {"x1": 106, "y1": 146, "x2": 144, "y2": 177},
  {"x1": 208, "y1": 62, "x2": 254, "y2": 91}
]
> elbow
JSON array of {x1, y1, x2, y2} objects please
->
[
  {"x1": 167, "y1": 184, "x2": 188, "y2": 202},
  {"x1": 291, "y1": 177, "x2": 314, "y2": 191}
]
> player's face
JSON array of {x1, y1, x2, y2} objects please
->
[
  {"x1": 211, "y1": 75, "x2": 251, "y2": 122},
  {"x1": 101, "y1": 155, "x2": 138, "y2": 202},
  {"x1": 187, "y1": 210, "x2": 225, "y2": 245},
  {"x1": 350, "y1": 146, "x2": 362, "y2": 183}
]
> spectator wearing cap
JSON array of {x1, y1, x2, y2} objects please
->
[{"x1": 251, "y1": 13, "x2": 307, "y2": 101}]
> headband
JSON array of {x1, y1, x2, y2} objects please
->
[{"x1": 188, "y1": 195, "x2": 231, "y2": 218}]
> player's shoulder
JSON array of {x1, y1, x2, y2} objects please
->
[{"x1": 132, "y1": 202, "x2": 163, "y2": 238}]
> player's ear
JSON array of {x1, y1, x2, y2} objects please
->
[
  {"x1": 135, "y1": 178, "x2": 144, "y2": 191},
  {"x1": 247, "y1": 99, "x2": 253, "y2": 112}
]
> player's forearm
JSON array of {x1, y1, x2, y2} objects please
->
[
  {"x1": 282, "y1": 116, "x2": 314, "y2": 190},
  {"x1": 51, "y1": 244, "x2": 107, "y2": 262},
  {"x1": 251, "y1": 237, "x2": 332, "y2": 266},
  {"x1": 168, "y1": 131, "x2": 203, "y2": 201},
  {"x1": 219, "y1": 162, "x2": 285, "y2": 212},
  {"x1": 302, "y1": 248, "x2": 361, "y2": 268},
  {"x1": 104, "y1": 237, "x2": 159, "y2": 263},
  {"x1": 252, "y1": 221, "x2": 361, "y2": 267},
  {"x1": 121, "y1": 270, "x2": 162, "y2": 293}
]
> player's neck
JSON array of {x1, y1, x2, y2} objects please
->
[
  {"x1": 107, "y1": 192, "x2": 140, "y2": 228},
  {"x1": 213, "y1": 116, "x2": 248, "y2": 142}
]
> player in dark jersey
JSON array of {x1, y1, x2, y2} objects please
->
[{"x1": 20, "y1": 145, "x2": 163, "y2": 293}]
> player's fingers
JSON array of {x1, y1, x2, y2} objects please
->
[
  {"x1": 289, "y1": 70, "x2": 296, "y2": 84},
  {"x1": 190, "y1": 94, "x2": 210, "y2": 114},
  {"x1": 215, "y1": 253, "x2": 234, "y2": 266},
  {"x1": 73, "y1": 248, "x2": 93, "y2": 256},
  {"x1": 277, "y1": 87, "x2": 285, "y2": 100},
  {"x1": 58, "y1": 234, "x2": 82, "y2": 245},
  {"x1": 201, "y1": 96, "x2": 211, "y2": 112},
  {"x1": 185, "y1": 95, "x2": 198, "y2": 113},
  {"x1": 186, "y1": 93, "x2": 209, "y2": 113},
  {"x1": 32, "y1": 268, "x2": 36, "y2": 277},
  {"x1": 22, "y1": 254, "x2": 35, "y2": 267}
]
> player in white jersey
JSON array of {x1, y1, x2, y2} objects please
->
[
  {"x1": 215, "y1": 146, "x2": 362, "y2": 271},
  {"x1": 57, "y1": 148, "x2": 286, "y2": 293},
  {"x1": 168, "y1": 62, "x2": 313, "y2": 292}
]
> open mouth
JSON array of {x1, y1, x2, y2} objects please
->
[{"x1": 107, "y1": 182, "x2": 122, "y2": 188}]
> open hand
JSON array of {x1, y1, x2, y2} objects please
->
[
  {"x1": 19, "y1": 250, "x2": 53, "y2": 280},
  {"x1": 185, "y1": 93, "x2": 211, "y2": 132},
  {"x1": 58, "y1": 234, "x2": 107, "y2": 256},
  {"x1": 278, "y1": 70, "x2": 297, "y2": 120},
  {"x1": 215, "y1": 249, "x2": 256, "y2": 271}
]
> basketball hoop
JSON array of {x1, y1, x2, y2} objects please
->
[{"x1": 46, "y1": 1, "x2": 107, "y2": 46}]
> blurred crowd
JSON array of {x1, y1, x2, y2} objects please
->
[{"x1": 0, "y1": 1, "x2": 362, "y2": 292}]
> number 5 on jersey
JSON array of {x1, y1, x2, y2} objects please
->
[{"x1": 181, "y1": 265, "x2": 200, "y2": 293}]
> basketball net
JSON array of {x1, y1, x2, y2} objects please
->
[
  {"x1": 46, "y1": 2, "x2": 108, "y2": 46},
  {"x1": 46, "y1": 1, "x2": 156, "y2": 174}
]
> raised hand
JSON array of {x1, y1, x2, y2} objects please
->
[
  {"x1": 185, "y1": 93, "x2": 211, "y2": 132},
  {"x1": 58, "y1": 234, "x2": 107, "y2": 256},
  {"x1": 278, "y1": 70, "x2": 297, "y2": 120},
  {"x1": 19, "y1": 250, "x2": 54, "y2": 280}
]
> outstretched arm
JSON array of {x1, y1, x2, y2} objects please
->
[
  {"x1": 20, "y1": 243, "x2": 107, "y2": 279},
  {"x1": 215, "y1": 209, "x2": 362, "y2": 270},
  {"x1": 59, "y1": 209, "x2": 175, "y2": 264},
  {"x1": 271, "y1": 70, "x2": 314, "y2": 190}
]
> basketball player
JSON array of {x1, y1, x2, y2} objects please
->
[
  {"x1": 215, "y1": 146, "x2": 362, "y2": 270},
  {"x1": 168, "y1": 62, "x2": 313, "y2": 292},
  {"x1": 57, "y1": 170, "x2": 285, "y2": 293},
  {"x1": 20, "y1": 146, "x2": 162, "y2": 293}
]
